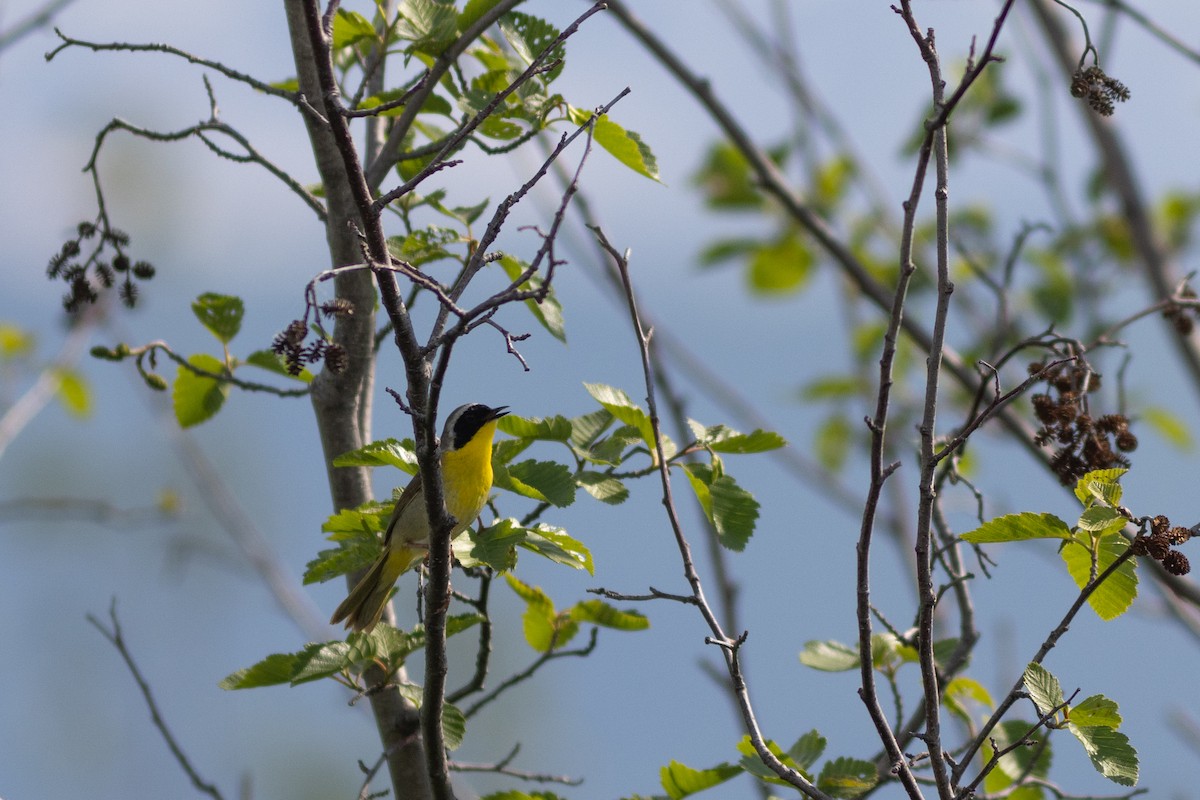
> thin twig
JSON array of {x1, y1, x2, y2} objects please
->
[{"x1": 88, "y1": 600, "x2": 225, "y2": 800}]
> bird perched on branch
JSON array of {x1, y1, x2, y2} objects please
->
[{"x1": 330, "y1": 403, "x2": 509, "y2": 632}]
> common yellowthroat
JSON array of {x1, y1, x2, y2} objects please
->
[{"x1": 330, "y1": 403, "x2": 509, "y2": 632}]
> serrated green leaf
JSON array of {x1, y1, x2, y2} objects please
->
[
  {"x1": 458, "y1": 518, "x2": 521, "y2": 571},
  {"x1": 1073, "y1": 468, "x2": 1127, "y2": 506},
  {"x1": 584, "y1": 383, "x2": 665, "y2": 456},
  {"x1": 569, "y1": 408, "x2": 614, "y2": 448},
  {"x1": 290, "y1": 641, "x2": 353, "y2": 685},
  {"x1": 577, "y1": 471, "x2": 630, "y2": 505},
  {"x1": 1023, "y1": 662, "x2": 1065, "y2": 719},
  {"x1": 173, "y1": 353, "x2": 229, "y2": 428},
  {"x1": 569, "y1": 600, "x2": 648, "y2": 631},
  {"x1": 520, "y1": 524, "x2": 593, "y2": 574},
  {"x1": 332, "y1": 8, "x2": 376, "y2": 49},
  {"x1": 1070, "y1": 695, "x2": 1121, "y2": 728},
  {"x1": 788, "y1": 730, "x2": 827, "y2": 771},
  {"x1": 243, "y1": 349, "x2": 314, "y2": 383},
  {"x1": 1061, "y1": 536, "x2": 1137, "y2": 620},
  {"x1": 568, "y1": 106, "x2": 660, "y2": 182},
  {"x1": 395, "y1": 684, "x2": 468, "y2": 750},
  {"x1": 459, "y1": 0, "x2": 504, "y2": 30},
  {"x1": 960, "y1": 512, "x2": 1072, "y2": 543},
  {"x1": 219, "y1": 653, "x2": 298, "y2": 690},
  {"x1": 1077, "y1": 505, "x2": 1128, "y2": 536},
  {"x1": 500, "y1": 12, "x2": 565, "y2": 81},
  {"x1": 817, "y1": 757, "x2": 877, "y2": 798},
  {"x1": 52, "y1": 367, "x2": 91, "y2": 417},
  {"x1": 799, "y1": 640, "x2": 859, "y2": 672},
  {"x1": 191, "y1": 293, "x2": 244, "y2": 344},
  {"x1": 709, "y1": 474, "x2": 760, "y2": 551},
  {"x1": 396, "y1": 0, "x2": 458, "y2": 55},
  {"x1": 1142, "y1": 406, "x2": 1193, "y2": 450},
  {"x1": 689, "y1": 422, "x2": 787, "y2": 454},
  {"x1": 303, "y1": 542, "x2": 379, "y2": 585},
  {"x1": 496, "y1": 459, "x2": 575, "y2": 506},
  {"x1": 321, "y1": 502, "x2": 391, "y2": 540},
  {"x1": 499, "y1": 414, "x2": 573, "y2": 441},
  {"x1": 735, "y1": 735, "x2": 800, "y2": 785},
  {"x1": 386, "y1": 226, "x2": 461, "y2": 267},
  {"x1": 333, "y1": 438, "x2": 418, "y2": 472},
  {"x1": 660, "y1": 760, "x2": 741, "y2": 799},
  {"x1": 1069, "y1": 724, "x2": 1138, "y2": 786}
]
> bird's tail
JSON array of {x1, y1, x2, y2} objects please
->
[{"x1": 329, "y1": 546, "x2": 423, "y2": 632}]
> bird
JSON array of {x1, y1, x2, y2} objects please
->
[{"x1": 330, "y1": 403, "x2": 509, "y2": 632}]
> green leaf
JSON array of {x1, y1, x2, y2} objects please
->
[
  {"x1": 815, "y1": 414, "x2": 852, "y2": 472},
  {"x1": 519, "y1": 524, "x2": 593, "y2": 574},
  {"x1": 569, "y1": 408, "x2": 614, "y2": 448},
  {"x1": 692, "y1": 141, "x2": 763, "y2": 209},
  {"x1": 1068, "y1": 724, "x2": 1138, "y2": 785},
  {"x1": 817, "y1": 757, "x2": 877, "y2": 798},
  {"x1": 660, "y1": 760, "x2": 741, "y2": 799},
  {"x1": 499, "y1": 413, "x2": 573, "y2": 441},
  {"x1": 173, "y1": 353, "x2": 229, "y2": 428},
  {"x1": 333, "y1": 438, "x2": 418, "y2": 472},
  {"x1": 960, "y1": 512, "x2": 1072, "y2": 543},
  {"x1": 788, "y1": 730, "x2": 827, "y2": 771},
  {"x1": 1142, "y1": 406, "x2": 1193, "y2": 450},
  {"x1": 219, "y1": 653, "x2": 298, "y2": 689},
  {"x1": 290, "y1": 640, "x2": 353, "y2": 685},
  {"x1": 243, "y1": 349, "x2": 313, "y2": 383},
  {"x1": 800, "y1": 375, "x2": 868, "y2": 401},
  {"x1": 53, "y1": 368, "x2": 91, "y2": 417},
  {"x1": 386, "y1": 226, "x2": 461, "y2": 267},
  {"x1": 1073, "y1": 468, "x2": 1127, "y2": 506},
  {"x1": 735, "y1": 735, "x2": 803, "y2": 785},
  {"x1": 396, "y1": 0, "x2": 459, "y2": 56},
  {"x1": 680, "y1": 463, "x2": 760, "y2": 551},
  {"x1": 459, "y1": 0, "x2": 504, "y2": 30},
  {"x1": 688, "y1": 422, "x2": 787, "y2": 454},
  {"x1": 332, "y1": 8, "x2": 376, "y2": 49},
  {"x1": 1023, "y1": 662, "x2": 1064, "y2": 719},
  {"x1": 799, "y1": 640, "x2": 859, "y2": 672},
  {"x1": 481, "y1": 793, "x2": 567, "y2": 800},
  {"x1": 191, "y1": 293, "x2": 244, "y2": 344},
  {"x1": 568, "y1": 106, "x2": 661, "y2": 182},
  {"x1": 569, "y1": 600, "x2": 649, "y2": 631},
  {"x1": 495, "y1": 459, "x2": 576, "y2": 506},
  {"x1": 944, "y1": 677, "x2": 994, "y2": 724},
  {"x1": 1070, "y1": 695, "x2": 1121, "y2": 728},
  {"x1": 458, "y1": 518, "x2": 523, "y2": 571},
  {"x1": 500, "y1": 255, "x2": 566, "y2": 342},
  {"x1": 507, "y1": 575, "x2": 561, "y2": 652},
  {"x1": 395, "y1": 684, "x2": 469, "y2": 750},
  {"x1": 584, "y1": 383, "x2": 661, "y2": 455},
  {"x1": 1060, "y1": 536, "x2": 1137, "y2": 620},
  {"x1": 321, "y1": 502, "x2": 391, "y2": 541},
  {"x1": 303, "y1": 542, "x2": 379, "y2": 585},
  {"x1": 577, "y1": 471, "x2": 630, "y2": 505},
  {"x1": 984, "y1": 720, "x2": 1053, "y2": 792},
  {"x1": 1077, "y1": 505, "x2": 1128, "y2": 536},
  {"x1": 747, "y1": 232, "x2": 813, "y2": 294},
  {"x1": 499, "y1": 12, "x2": 565, "y2": 81}
]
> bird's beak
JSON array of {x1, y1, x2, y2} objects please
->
[{"x1": 489, "y1": 406, "x2": 510, "y2": 420}]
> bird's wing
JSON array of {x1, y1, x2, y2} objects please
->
[{"x1": 382, "y1": 473, "x2": 424, "y2": 547}]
